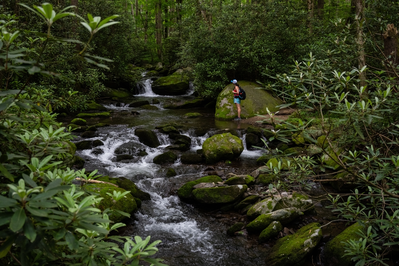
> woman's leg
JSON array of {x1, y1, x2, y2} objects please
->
[{"x1": 236, "y1": 103, "x2": 241, "y2": 118}]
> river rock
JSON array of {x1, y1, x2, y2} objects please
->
[
  {"x1": 81, "y1": 131, "x2": 96, "y2": 138},
  {"x1": 266, "y1": 223, "x2": 322, "y2": 266},
  {"x1": 86, "y1": 101, "x2": 107, "y2": 111},
  {"x1": 306, "y1": 144, "x2": 323, "y2": 156},
  {"x1": 117, "y1": 177, "x2": 151, "y2": 200},
  {"x1": 177, "y1": 175, "x2": 223, "y2": 201},
  {"x1": 181, "y1": 153, "x2": 203, "y2": 164},
  {"x1": 245, "y1": 133, "x2": 263, "y2": 149},
  {"x1": 247, "y1": 197, "x2": 280, "y2": 220},
  {"x1": 129, "y1": 100, "x2": 150, "y2": 107},
  {"x1": 152, "y1": 69, "x2": 190, "y2": 95},
  {"x1": 75, "y1": 140, "x2": 93, "y2": 150},
  {"x1": 259, "y1": 221, "x2": 283, "y2": 243},
  {"x1": 192, "y1": 184, "x2": 247, "y2": 204},
  {"x1": 169, "y1": 134, "x2": 191, "y2": 151},
  {"x1": 234, "y1": 195, "x2": 261, "y2": 210},
  {"x1": 324, "y1": 222, "x2": 365, "y2": 266},
  {"x1": 114, "y1": 142, "x2": 146, "y2": 155},
  {"x1": 250, "y1": 166, "x2": 269, "y2": 178},
  {"x1": 163, "y1": 98, "x2": 206, "y2": 109},
  {"x1": 227, "y1": 222, "x2": 245, "y2": 236},
  {"x1": 225, "y1": 175, "x2": 255, "y2": 185},
  {"x1": 256, "y1": 174, "x2": 275, "y2": 185},
  {"x1": 215, "y1": 81, "x2": 282, "y2": 120},
  {"x1": 202, "y1": 133, "x2": 244, "y2": 164},
  {"x1": 153, "y1": 151, "x2": 178, "y2": 164},
  {"x1": 84, "y1": 183, "x2": 137, "y2": 223},
  {"x1": 246, "y1": 207, "x2": 303, "y2": 233},
  {"x1": 135, "y1": 128, "x2": 160, "y2": 148}
]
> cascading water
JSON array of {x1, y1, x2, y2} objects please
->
[{"x1": 74, "y1": 77, "x2": 269, "y2": 265}]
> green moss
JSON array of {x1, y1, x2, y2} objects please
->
[
  {"x1": 117, "y1": 177, "x2": 151, "y2": 200},
  {"x1": 71, "y1": 118, "x2": 87, "y2": 126},
  {"x1": 246, "y1": 208, "x2": 301, "y2": 232},
  {"x1": 177, "y1": 175, "x2": 222, "y2": 200},
  {"x1": 202, "y1": 133, "x2": 244, "y2": 164},
  {"x1": 317, "y1": 135, "x2": 328, "y2": 149},
  {"x1": 266, "y1": 157, "x2": 292, "y2": 170},
  {"x1": 234, "y1": 195, "x2": 260, "y2": 210},
  {"x1": 77, "y1": 112, "x2": 110, "y2": 118},
  {"x1": 95, "y1": 123, "x2": 111, "y2": 127},
  {"x1": 256, "y1": 154, "x2": 273, "y2": 165},
  {"x1": 87, "y1": 102, "x2": 106, "y2": 111},
  {"x1": 324, "y1": 222, "x2": 365, "y2": 266},
  {"x1": 84, "y1": 183, "x2": 137, "y2": 222},
  {"x1": 141, "y1": 104, "x2": 158, "y2": 110},
  {"x1": 227, "y1": 222, "x2": 245, "y2": 236},
  {"x1": 267, "y1": 223, "x2": 322, "y2": 265},
  {"x1": 259, "y1": 221, "x2": 282, "y2": 243},
  {"x1": 245, "y1": 175, "x2": 255, "y2": 185},
  {"x1": 184, "y1": 112, "x2": 202, "y2": 118},
  {"x1": 257, "y1": 174, "x2": 275, "y2": 185},
  {"x1": 192, "y1": 185, "x2": 247, "y2": 204},
  {"x1": 166, "y1": 168, "x2": 177, "y2": 177},
  {"x1": 153, "y1": 151, "x2": 177, "y2": 164}
]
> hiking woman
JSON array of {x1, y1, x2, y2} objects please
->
[{"x1": 231, "y1": 79, "x2": 241, "y2": 120}]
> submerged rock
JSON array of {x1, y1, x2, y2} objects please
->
[
  {"x1": 266, "y1": 223, "x2": 323, "y2": 266},
  {"x1": 192, "y1": 184, "x2": 247, "y2": 204},
  {"x1": 202, "y1": 133, "x2": 244, "y2": 164}
]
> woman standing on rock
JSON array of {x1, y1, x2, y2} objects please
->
[{"x1": 231, "y1": 79, "x2": 241, "y2": 121}]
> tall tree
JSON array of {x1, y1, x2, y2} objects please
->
[
  {"x1": 354, "y1": 0, "x2": 366, "y2": 87},
  {"x1": 155, "y1": 0, "x2": 163, "y2": 59}
]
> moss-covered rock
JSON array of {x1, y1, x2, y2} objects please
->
[
  {"x1": 184, "y1": 112, "x2": 202, "y2": 118},
  {"x1": 215, "y1": 81, "x2": 282, "y2": 120},
  {"x1": 163, "y1": 98, "x2": 206, "y2": 109},
  {"x1": 153, "y1": 151, "x2": 178, "y2": 164},
  {"x1": 77, "y1": 112, "x2": 111, "y2": 118},
  {"x1": 166, "y1": 168, "x2": 177, "y2": 177},
  {"x1": 266, "y1": 223, "x2": 323, "y2": 266},
  {"x1": 87, "y1": 102, "x2": 107, "y2": 111},
  {"x1": 246, "y1": 197, "x2": 280, "y2": 220},
  {"x1": 256, "y1": 174, "x2": 275, "y2": 185},
  {"x1": 75, "y1": 140, "x2": 93, "y2": 150},
  {"x1": 273, "y1": 193, "x2": 313, "y2": 212},
  {"x1": 129, "y1": 100, "x2": 150, "y2": 107},
  {"x1": 102, "y1": 89, "x2": 132, "y2": 99},
  {"x1": 259, "y1": 221, "x2": 282, "y2": 243},
  {"x1": 245, "y1": 133, "x2": 263, "y2": 149},
  {"x1": 316, "y1": 135, "x2": 328, "y2": 149},
  {"x1": 234, "y1": 195, "x2": 261, "y2": 210},
  {"x1": 158, "y1": 126, "x2": 179, "y2": 134},
  {"x1": 192, "y1": 184, "x2": 247, "y2": 204},
  {"x1": 324, "y1": 222, "x2": 365, "y2": 266},
  {"x1": 152, "y1": 69, "x2": 190, "y2": 95},
  {"x1": 202, "y1": 133, "x2": 244, "y2": 164},
  {"x1": 246, "y1": 126, "x2": 262, "y2": 137},
  {"x1": 68, "y1": 124, "x2": 86, "y2": 132},
  {"x1": 246, "y1": 208, "x2": 302, "y2": 233},
  {"x1": 256, "y1": 154, "x2": 273, "y2": 165},
  {"x1": 117, "y1": 177, "x2": 151, "y2": 200},
  {"x1": 135, "y1": 128, "x2": 160, "y2": 148},
  {"x1": 81, "y1": 131, "x2": 96, "y2": 138},
  {"x1": 177, "y1": 175, "x2": 223, "y2": 200},
  {"x1": 71, "y1": 118, "x2": 87, "y2": 126},
  {"x1": 225, "y1": 175, "x2": 254, "y2": 185},
  {"x1": 262, "y1": 129, "x2": 275, "y2": 138},
  {"x1": 227, "y1": 222, "x2": 245, "y2": 236},
  {"x1": 84, "y1": 183, "x2": 137, "y2": 223},
  {"x1": 73, "y1": 156, "x2": 85, "y2": 169},
  {"x1": 307, "y1": 144, "x2": 323, "y2": 156}
]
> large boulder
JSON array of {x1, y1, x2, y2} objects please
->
[
  {"x1": 135, "y1": 128, "x2": 160, "y2": 148},
  {"x1": 215, "y1": 81, "x2": 282, "y2": 120},
  {"x1": 192, "y1": 184, "x2": 247, "y2": 204},
  {"x1": 177, "y1": 175, "x2": 222, "y2": 201},
  {"x1": 266, "y1": 223, "x2": 323, "y2": 266},
  {"x1": 247, "y1": 197, "x2": 281, "y2": 220},
  {"x1": 202, "y1": 133, "x2": 244, "y2": 164},
  {"x1": 246, "y1": 207, "x2": 303, "y2": 233},
  {"x1": 84, "y1": 183, "x2": 138, "y2": 223},
  {"x1": 153, "y1": 151, "x2": 178, "y2": 164},
  {"x1": 324, "y1": 222, "x2": 365, "y2": 266},
  {"x1": 152, "y1": 69, "x2": 190, "y2": 95},
  {"x1": 259, "y1": 221, "x2": 283, "y2": 243},
  {"x1": 163, "y1": 98, "x2": 206, "y2": 109}
]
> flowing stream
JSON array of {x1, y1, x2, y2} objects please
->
[{"x1": 74, "y1": 77, "x2": 270, "y2": 265}]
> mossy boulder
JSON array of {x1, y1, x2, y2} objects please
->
[
  {"x1": 84, "y1": 183, "x2": 137, "y2": 223},
  {"x1": 117, "y1": 177, "x2": 151, "y2": 200},
  {"x1": 266, "y1": 222, "x2": 323, "y2": 266},
  {"x1": 215, "y1": 81, "x2": 282, "y2": 120},
  {"x1": 234, "y1": 195, "x2": 261, "y2": 210},
  {"x1": 202, "y1": 133, "x2": 244, "y2": 164},
  {"x1": 158, "y1": 126, "x2": 179, "y2": 134},
  {"x1": 324, "y1": 222, "x2": 365, "y2": 266},
  {"x1": 153, "y1": 151, "x2": 178, "y2": 164},
  {"x1": 87, "y1": 102, "x2": 107, "y2": 111},
  {"x1": 163, "y1": 98, "x2": 206, "y2": 109},
  {"x1": 135, "y1": 128, "x2": 160, "y2": 148},
  {"x1": 81, "y1": 131, "x2": 96, "y2": 138},
  {"x1": 152, "y1": 69, "x2": 190, "y2": 95},
  {"x1": 225, "y1": 175, "x2": 255, "y2": 186},
  {"x1": 166, "y1": 168, "x2": 177, "y2": 177},
  {"x1": 177, "y1": 175, "x2": 223, "y2": 200},
  {"x1": 247, "y1": 197, "x2": 280, "y2": 220},
  {"x1": 71, "y1": 118, "x2": 87, "y2": 126},
  {"x1": 129, "y1": 100, "x2": 150, "y2": 107},
  {"x1": 227, "y1": 222, "x2": 245, "y2": 236},
  {"x1": 68, "y1": 124, "x2": 86, "y2": 132},
  {"x1": 77, "y1": 112, "x2": 111, "y2": 118},
  {"x1": 184, "y1": 112, "x2": 202, "y2": 118},
  {"x1": 246, "y1": 208, "x2": 302, "y2": 233},
  {"x1": 273, "y1": 193, "x2": 313, "y2": 212},
  {"x1": 246, "y1": 126, "x2": 262, "y2": 137},
  {"x1": 259, "y1": 221, "x2": 283, "y2": 243},
  {"x1": 256, "y1": 174, "x2": 275, "y2": 185},
  {"x1": 192, "y1": 184, "x2": 248, "y2": 204}
]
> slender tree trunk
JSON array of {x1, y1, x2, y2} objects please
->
[
  {"x1": 164, "y1": 4, "x2": 168, "y2": 40},
  {"x1": 155, "y1": 0, "x2": 163, "y2": 60},
  {"x1": 354, "y1": 0, "x2": 366, "y2": 87},
  {"x1": 383, "y1": 24, "x2": 398, "y2": 66},
  {"x1": 308, "y1": 0, "x2": 314, "y2": 34}
]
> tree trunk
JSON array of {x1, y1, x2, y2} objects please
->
[
  {"x1": 155, "y1": 0, "x2": 163, "y2": 60},
  {"x1": 164, "y1": 4, "x2": 168, "y2": 40},
  {"x1": 308, "y1": 0, "x2": 314, "y2": 34},
  {"x1": 383, "y1": 24, "x2": 398, "y2": 66},
  {"x1": 354, "y1": 0, "x2": 366, "y2": 87}
]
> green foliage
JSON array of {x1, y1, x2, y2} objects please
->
[{"x1": 0, "y1": 3, "x2": 166, "y2": 265}]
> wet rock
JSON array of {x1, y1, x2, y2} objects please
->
[
  {"x1": 153, "y1": 151, "x2": 177, "y2": 164},
  {"x1": 81, "y1": 131, "x2": 96, "y2": 138},
  {"x1": 234, "y1": 195, "x2": 261, "y2": 210},
  {"x1": 266, "y1": 223, "x2": 322, "y2": 266},
  {"x1": 92, "y1": 148, "x2": 103, "y2": 155},
  {"x1": 247, "y1": 197, "x2": 280, "y2": 220},
  {"x1": 86, "y1": 125, "x2": 98, "y2": 132},
  {"x1": 114, "y1": 142, "x2": 145, "y2": 155},
  {"x1": 259, "y1": 221, "x2": 282, "y2": 243},
  {"x1": 166, "y1": 168, "x2": 177, "y2": 177},
  {"x1": 184, "y1": 112, "x2": 202, "y2": 118},
  {"x1": 202, "y1": 133, "x2": 244, "y2": 164},
  {"x1": 129, "y1": 100, "x2": 150, "y2": 107},
  {"x1": 192, "y1": 184, "x2": 247, "y2": 204},
  {"x1": 69, "y1": 124, "x2": 86, "y2": 132},
  {"x1": 177, "y1": 175, "x2": 223, "y2": 201},
  {"x1": 227, "y1": 222, "x2": 245, "y2": 236},
  {"x1": 152, "y1": 69, "x2": 190, "y2": 95},
  {"x1": 84, "y1": 183, "x2": 137, "y2": 223},
  {"x1": 250, "y1": 166, "x2": 269, "y2": 178},
  {"x1": 75, "y1": 140, "x2": 93, "y2": 150},
  {"x1": 273, "y1": 192, "x2": 313, "y2": 212},
  {"x1": 324, "y1": 222, "x2": 365, "y2": 266},
  {"x1": 246, "y1": 208, "x2": 303, "y2": 233},
  {"x1": 73, "y1": 156, "x2": 85, "y2": 169},
  {"x1": 86, "y1": 101, "x2": 107, "y2": 111},
  {"x1": 92, "y1": 140, "x2": 104, "y2": 147},
  {"x1": 225, "y1": 175, "x2": 255, "y2": 186},
  {"x1": 117, "y1": 177, "x2": 151, "y2": 200},
  {"x1": 181, "y1": 153, "x2": 203, "y2": 164},
  {"x1": 152, "y1": 99, "x2": 160, "y2": 104},
  {"x1": 115, "y1": 154, "x2": 134, "y2": 162},
  {"x1": 135, "y1": 128, "x2": 160, "y2": 148},
  {"x1": 159, "y1": 126, "x2": 179, "y2": 134},
  {"x1": 71, "y1": 118, "x2": 87, "y2": 126},
  {"x1": 141, "y1": 104, "x2": 158, "y2": 110},
  {"x1": 193, "y1": 182, "x2": 216, "y2": 189},
  {"x1": 245, "y1": 133, "x2": 263, "y2": 149},
  {"x1": 256, "y1": 174, "x2": 275, "y2": 185},
  {"x1": 246, "y1": 126, "x2": 262, "y2": 137}
]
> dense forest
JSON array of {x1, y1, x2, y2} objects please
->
[{"x1": 1, "y1": 0, "x2": 399, "y2": 265}]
